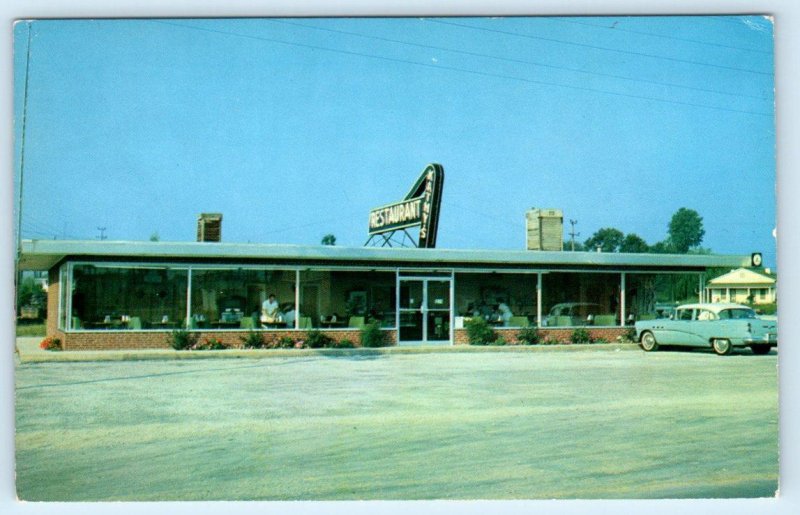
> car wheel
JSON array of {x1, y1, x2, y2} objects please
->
[
  {"x1": 712, "y1": 338, "x2": 733, "y2": 356},
  {"x1": 640, "y1": 331, "x2": 659, "y2": 352},
  {"x1": 750, "y1": 344, "x2": 771, "y2": 355}
]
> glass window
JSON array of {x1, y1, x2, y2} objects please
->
[
  {"x1": 626, "y1": 273, "x2": 702, "y2": 321},
  {"x1": 542, "y1": 273, "x2": 619, "y2": 327},
  {"x1": 300, "y1": 270, "x2": 396, "y2": 328},
  {"x1": 70, "y1": 264, "x2": 188, "y2": 330},
  {"x1": 455, "y1": 272, "x2": 535, "y2": 327},
  {"x1": 59, "y1": 264, "x2": 69, "y2": 330},
  {"x1": 190, "y1": 268, "x2": 294, "y2": 330}
]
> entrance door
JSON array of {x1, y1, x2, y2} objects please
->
[{"x1": 398, "y1": 278, "x2": 452, "y2": 344}]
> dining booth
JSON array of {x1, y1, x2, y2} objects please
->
[{"x1": 18, "y1": 239, "x2": 754, "y2": 350}]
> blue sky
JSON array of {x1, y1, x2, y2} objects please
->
[{"x1": 12, "y1": 16, "x2": 777, "y2": 266}]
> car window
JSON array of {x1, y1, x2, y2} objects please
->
[
  {"x1": 677, "y1": 309, "x2": 693, "y2": 321},
  {"x1": 697, "y1": 309, "x2": 716, "y2": 321},
  {"x1": 720, "y1": 308, "x2": 757, "y2": 320}
]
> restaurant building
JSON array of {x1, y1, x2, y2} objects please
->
[{"x1": 18, "y1": 239, "x2": 755, "y2": 350}]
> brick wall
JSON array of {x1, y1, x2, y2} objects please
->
[
  {"x1": 46, "y1": 268, "x2": 60, "y2": 337},
  {"x1": 58, "y1": 328, "x2": 398, "y2": 351},
  {"x1": 454, "y1": 327, "x2": 627, "y2": 345}
]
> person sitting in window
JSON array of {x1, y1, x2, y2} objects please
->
[
  {"x1": 261, "y1": 293, "x2": 280, "y2": 324},
  {"x1": 498, "y1": 300, "x2": 514, "y2": 326},
  {"x1": 282, "y1": 303, "x2": 297, "y2": 328}
]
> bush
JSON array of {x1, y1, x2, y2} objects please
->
[
  {"x1": 517, "y1": 327, "x2": 541, "y2": 345},
  {"x1": 277, "y1": 336, "x2": 296, "y2": 349},
  {"x1": 465, "y1": 318, "x2": 496, "y2": 345},
  {"x1": 306, "y1": 329, "x2": 334, "y2": 349},
  {"x1": 570, "y1": 327, "x2": 592, "y2": 344},
  {"x1": 493, "y1": 336, "x2": 508, "y2": 346},
  {"x1": 621, "y1": 327, "x2": 637, "y2": 343},
  {"x1": 360, "y1": 321, "x2": 387, "y2": 348},
  {"x1": 168, "y1": 329, "x2": 198, "y2": 350},
  {"x1": 38, "y1": 336, "x2": 62, "y2": 351},
  {"x1": 240, "y1": 331, "x2": 266, "y2": 349},
  {"x1": 196, "y1": 337, "x2": 227, "y2": 350},
  {"x1": 542, "y1": 337, "x2": 560, "y2": 345},
  {"x1": 334, "y1": 338, "x2": 355, "y2": 348}
]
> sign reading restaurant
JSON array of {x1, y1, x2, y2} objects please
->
[{"x1": 367, "y1": 163, "x2": 444, "y2": 248}]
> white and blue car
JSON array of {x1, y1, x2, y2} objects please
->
[{"x1": 635, "y1": 303, "x2": 777, "y2": 356}]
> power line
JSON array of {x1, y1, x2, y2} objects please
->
[
  {"x1": 151, "y1": 20, "x2": 772, "y2": 118},
  {"x1": 269, "y1": 18, "x2": 768, "y2": 101},
  {"x1": 425, "y1": 18, "x2": 773, "y2": 77},
  {"x1": 547, "y1": 16, "x2": 772, "y2": 55}
]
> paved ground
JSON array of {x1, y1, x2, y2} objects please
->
[{"x1": 14, "y1": 344, "x2": 778, "y2": 500}]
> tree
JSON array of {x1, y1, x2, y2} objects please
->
[
  {"x1": 321, "y1": 234, "x2": 336, "y2": 246},
  {"x1": 620, "y1": 233, "x2": 649, "y2": 253},
  {"x1": 149, "y1": 232, "x2": 160, "y2": 242},
  {"x1": 584, "y1": 228, "x2": 624, "y2": 253},
  {"x1": 667, "y1": 208, "x2": 705, "y2": 253},
  {"x1": 563, "y1": 241, "x2": 585, "y2": 252}
]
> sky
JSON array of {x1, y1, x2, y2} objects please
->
[{"x1": 12, "y1": 16, "x2": 777, "y2": 266}]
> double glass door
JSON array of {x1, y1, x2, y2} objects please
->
[{"x1": 398, "y1": 278, "x2": 451, "y2": 344}]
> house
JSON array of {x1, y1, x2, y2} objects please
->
[{"x1": 706, "y1": 267, "x2": 776, "y2": 305}]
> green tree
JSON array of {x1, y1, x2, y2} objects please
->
[
  {"x1": 563, "y1": 241, "x2": 585, "y2": 251},
  {"x1": 584, "y1": 228, "x2": 624, "y2": 253},
  {"x1": 620, "y1": 233, "x2": 649, "y2": 253},
  {"x1": 149, "y1": 232, "x2": 160, "y2": 242},
  {"x1": 321, "y1": 234, "x2": 336, "y2": 246},
  {"x1": 668, "y1": 208, "x2": 705, "y2": 253}
]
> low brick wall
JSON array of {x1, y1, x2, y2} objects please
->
[
  {"x1": 454, "y1": 327, "x2": 628, "y2": 345},
  {"x1": 58, "y1": 328, "x2": 398, "y2": 351}
]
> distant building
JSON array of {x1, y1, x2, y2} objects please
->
[
  {"x1": 526, "y1": 208, "x2": 563, "y2": 251},
  {"x1": 197, "y1": 213, "x2": 223, "y2": 242},
  {"x1": 706, "y1": 268, "x2": 776, "y2": 304}
]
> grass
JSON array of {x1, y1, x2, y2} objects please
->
[
  {"x1": 15, "y1": 350, "x2": 778, "y2": 500},
  {"x1": 15, "y1": 322, "x2": 46, "y2": 337}
]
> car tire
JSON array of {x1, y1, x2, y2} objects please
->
[
  {"x1": 640, "y1": 331, "x2": 659, "y2": 352},
  {"x1": 750, "y1": 344, "x2": 771, "y2": 355},
  {"x1": 712, "y1": 338, "x2": 733, "y2": 356}
]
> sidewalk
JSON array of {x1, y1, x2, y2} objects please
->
[{"x1": 15, "y1": 337, "x2": 639, "y2": 363}]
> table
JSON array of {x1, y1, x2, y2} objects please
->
[
  {"x1": 212, "y1": 320, "x2": 241, "y2": 329},
  {"x1": 320, "y1": 321, "x2": 348, "y2": 329},
  {"x1": 150, "y1": 321, "x2": 179, "y2": 330}
]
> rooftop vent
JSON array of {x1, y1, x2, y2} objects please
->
[{"x1": 197, "y1": 213, "x2": 222, "y2": 242}]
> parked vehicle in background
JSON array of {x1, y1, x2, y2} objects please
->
[
  {"x1": 543, "y1": 303, "x2": 601, "y2": 327},
  {"x1": 635, "y1": 303, "x2": 777, "y2": 355}
]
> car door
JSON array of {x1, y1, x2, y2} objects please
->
[
  {"x1": 658, "y1": 308, "x2": 695, "y2": 345},
  {"x1": 689, "y1": 308, "x2": 718, "y2": 346}
]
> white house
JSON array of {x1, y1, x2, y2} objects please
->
[{"x1": 706, "y1": 268, "x2": 776, "y2": 304}]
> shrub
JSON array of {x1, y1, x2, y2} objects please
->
[
  {"x1": 465, "y1": 317, "x2": 496, "y2": 345},
  {"x1": 196, "y1": 337, "x2": 227, "y2": 350},
  {"x1": 240, "y1": 331, "x2": 266, "y2": 349},
  {"x1": 570, "y1": 327, "x2": 592, "y2": 344},
  {"x1": 542, "y1": 338, "x2": 560, "y2": 345},
  {"x1": 360, "y1": 321, "x2": 387, "y2": 348},
  {"x1": 334, "y1": 338, "x2": 355, "y2": 348},
  {"x1": 277, "y1": 336, "x2": 296, "y2": 349},
  {"x1": 39, "y1": 336, "x2": 62, "y2": 351},
  {"x1": 517, "y1": 327, "x2": 541, "y2": 345},
  {"x1": 168, "y1": 329, "x2": 198, "y2": 350},
  {"x1": 493, "y1": 336, "x2": 508, "y2": 346},
  {"x1": 622, "y1": 327, "x2": 637, "y2": 343},
  {"x1": 306, "y1": 329, "x2": 334, "y2": 349}
]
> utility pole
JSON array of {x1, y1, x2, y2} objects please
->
[
  {"x1": 569, "y1": 219, "x2": 580, "y2": 251},
  {"x1": 15, "y1": 22, "x2": 33, "y2": 317},
  {"x1": 96, "y1": 227, "x2": 107, "y2": 241}
]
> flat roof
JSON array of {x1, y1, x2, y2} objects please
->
[{"x1": 17, "y1": 239, "x2": 754, "y2": 272}]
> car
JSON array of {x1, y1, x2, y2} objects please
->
[
  {"x1": 635, "y1": 303, "x2": 777, "y2": 355},
  {"x1": 543, "y1": 302, "x2": 601, "y2": 327}
]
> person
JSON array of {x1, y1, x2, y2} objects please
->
[
  {"x1": 498, "y1": 301, "x2": 513, "y2": 326},
  {"x1": 282, "y1": 303, "x2": 297, "y2": 328},
  {"x1": 261, "y1": 293, "x2": 280, "y2": 324}
]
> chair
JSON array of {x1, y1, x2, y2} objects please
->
[
  {"x1": 128, "y1": 317, "x2": 142, "y2": 330},
  {"x1": 348, "y1": 316, "x2": 366, "y2": 329},
  {"x1": 508, "y1": 316, "x2": 530, "y2": 328},
  {"x1": 71, "y1": 316, "x2": 82, "y2": 330},
  {"x1": 239, "y1": 317, "x2": 255, "y2": 330},
  {"x1": 638, "y1": 314, "x2": 657, "y2": 321},
  {"x1": 298, "y1": 316, "x2": 312, "y2": 329},
  {"x1": 554, "y1": 316, "x2": 572, "y2": 327}
]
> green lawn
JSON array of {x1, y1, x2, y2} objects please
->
[
  {"x1": 15, "y1": 322, "x2": 45, "y2": 337},
  {"x1": 15, "y1": 350, "x2": 778, "y2": 500}
]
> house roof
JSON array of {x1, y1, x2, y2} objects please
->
[
  {"x1": 708, "y1": 267, "x2": 776, "y2": 286},
  {"x1": 18, "y1": 239, "x2": 754, "y2": 272}
]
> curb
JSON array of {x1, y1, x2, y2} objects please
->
[{"x1": 16, "y1": 338, "x2": 641, "y2": 363}]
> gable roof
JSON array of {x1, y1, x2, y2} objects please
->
[{"x1": 708, "y1": 267, "x2": 776, "y2": 286}]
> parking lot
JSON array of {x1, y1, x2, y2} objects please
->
[{"x1": 15, "y1": 347, "x2": 778, "y2": 500}]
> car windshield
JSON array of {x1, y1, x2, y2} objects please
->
[{"x1": 718, "y1": 308, "x2": 757, "y2": 320}]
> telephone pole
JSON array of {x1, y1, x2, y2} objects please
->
[
  {"x1": 96, "y1": 227, "x2": 107, "y2": 241},
  {"x1": 569, "y1": 219, "x2": 580, "y2": 251}
]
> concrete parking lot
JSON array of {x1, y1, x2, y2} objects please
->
[{"x1": 15, "y1": 347, "x2": 778, "y2": 500}]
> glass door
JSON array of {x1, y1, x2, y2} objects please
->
[{"x1": 398, "y1": 278, "x2": 451, "y2": 344}]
